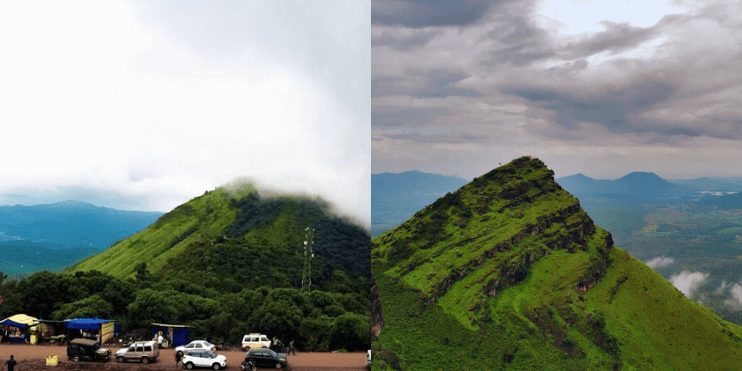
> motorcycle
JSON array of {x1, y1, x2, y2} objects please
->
[{"x1": 240, "y1": 358, "x2": 257, "y2": 371}]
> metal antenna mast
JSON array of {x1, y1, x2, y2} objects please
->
[{"x1": 301, "y1": 226, "x2": 315, "y2": 292}]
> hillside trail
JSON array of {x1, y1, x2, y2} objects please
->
[{"x1": 0, "y1": 344, "x2": 366, "y2": 370}]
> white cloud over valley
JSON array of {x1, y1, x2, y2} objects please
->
[
  {"x1": 670, "y1": 271, "x2": 709, "y2": 298},
  {"x1": 646, "y1": 256, "x2": 674, "y2": 269}
]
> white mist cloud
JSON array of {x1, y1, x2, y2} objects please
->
[
  {"x1": 669, "y1": 271, "x2": 709, "y2": 298},
  {"x1": 646, "y1": 256, "x2": 674, "y2": 269},
  {"x1": 722, "y1": 283, "x2": 742, "y2": 308},
  {"x1": 715, "y1": 281, "x2": 730, "y2": 295},
  {"x1": 0, "y1": 1, "x2": 370, "y2": 228}
]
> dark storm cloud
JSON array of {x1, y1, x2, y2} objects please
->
[
  {"x1": 483, "y1": 17, "x2": 658, "y2": 67},
  {"x1": 508, "y1": 77, "x2": 678, "y2": 132},
  {"x1": 564, "y1": 21, "x2": 657, "y2": 59},
  {"x1": 372, "y1": 105, "x2": 451, "y2": 128},
  {"x1": 372, "y1": 27, "x2": 439, "y2": 50},
  {"x1": 373, "y1": 68, "x2": 481, "y2": 98},
  {"x1": 382, "y1": 130, "x2": 486, "y2": 144},
  {"x1": 482, "y1": 14, "x2": 556, "y2": 67},
  {"x1": 372, "y1": 0, "x2": 496, "y2": 28}
]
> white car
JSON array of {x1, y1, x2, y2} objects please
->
[
  {"x1": 175, "y1": 340, "x2": 216, "y2": 357},
  {"x1": 182, "y1": 351, "x2": 227, "y2": 370},
  {"x1": 241, "y1": 333, "x2": 270, "y2": 349}
]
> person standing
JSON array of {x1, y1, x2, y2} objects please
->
[
  {"x1": 175, "y1": 351, "x2": 182, "y2": 369},
  {"x1": 157, "y1": 333, "x2": 163, "y2": 348},
  {"x1": 5, "y1": 355, "x2": 17, "y2": 371},
  {"x1": 289, "y1": 339, "x2": 296, "y2": 355}
]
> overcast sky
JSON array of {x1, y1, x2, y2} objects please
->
[
  {"x1": 372, "y1": 0, "x2": 742, "y2": 180},
  {"x1": 0, "y1": 1, "x2": 370, "y2": 227}
]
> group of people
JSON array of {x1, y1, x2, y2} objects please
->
[{"x1": 270, "y1": 337, "x2": 297, "y2": 355}]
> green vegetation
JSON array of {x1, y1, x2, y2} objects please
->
[
  {"x1": 0, "y1": 185, "x2": 370, "y2": 351},
  {"x1": 371, "y1": 157, "x2": 742, "y2": 370}
]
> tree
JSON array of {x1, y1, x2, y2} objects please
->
[
  {"x1": 330, "y1": 313, "x2": 370, "y2": 351},
  {"x1": 52, "y1": 294, "x2": 113, "y2": 320},
  {"x1": 17, "y1": 271, "x2": 74, "y2": 319},
  {"x1": 135, "y1": 262, "x2": 151, "y2": 283}
]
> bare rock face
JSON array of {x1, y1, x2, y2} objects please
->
[{"x1": 370, "y1": 277, "x2": 384, "y2": 340}]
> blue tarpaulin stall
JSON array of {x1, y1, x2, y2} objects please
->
[
  {"x1": 65, "y1": 318, "x2": 117, "y2": 343},
  {"x1": 151, "y1": 323, "x2": 190, "y2": 347},
  {"x1": 0, "y1": 314, "x2": 39, "y2": 343},
  {"x1": 0, "y1": 314, "x2": 39, "y2": 329}
]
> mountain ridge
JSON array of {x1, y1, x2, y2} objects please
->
[{"x1": 371, "y1": 157, "x2": 742, "y2": 370}]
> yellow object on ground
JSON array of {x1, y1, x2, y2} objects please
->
[{"x1": 46, "y1": 356, "x2": 58, "y2": 366}]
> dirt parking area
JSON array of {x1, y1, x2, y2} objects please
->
[{"x1": 0, "y1": 344, "x2": 367, "y2": 371}]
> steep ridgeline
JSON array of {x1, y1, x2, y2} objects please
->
[
  {"x1": 69, "y1": 185, "x2": 370, "y2": 286},
  {"x1": 371, "y1": 157, "x2": 742, "y2": 370}
]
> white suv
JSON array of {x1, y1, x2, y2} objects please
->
[
  {"x1": 182, "y1": 351, "x2": 227, "y2": 370},
  {"x1": 115, "y1": 341, "x2": 160, "y2": 363},
  {"x1": 241, "y1": 333, "x2": 270, "y2": 349}
]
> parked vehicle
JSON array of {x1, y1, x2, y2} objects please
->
[
  {"x1": 244, "y1": 348, "x2": 287, "y2": 369},
  {"x1": 175, "y1": 340, "x2": 217, "y2": 357},
  {"x1": 115, "y1": 341, "x2": 160, "y2": 363},
  {"x1": 67, "y1": 338, "x2": 112, "y2": 362},
  {"x1": 241, "y1": 333, "x2": 270, "y2": 349},
  {"x1": 182, "y1": 351, "x2": 227, "y2": 370}
]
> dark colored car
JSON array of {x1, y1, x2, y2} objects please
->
[
  {"x1": 67, "y1": 338, "x2": 112, "y2": 362},
  {"x1": 244, "y1": 348, "x2": 287, "y2": 369}
]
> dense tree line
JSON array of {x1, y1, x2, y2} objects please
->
[{"x1": 0, "y1": 239, "x2": 370, "y2": 351}]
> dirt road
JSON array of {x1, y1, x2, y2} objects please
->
[{"x1": 0, "y1": 343, "x2": 367, "y2": 371}]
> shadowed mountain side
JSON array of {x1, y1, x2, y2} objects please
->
[{"x1": 371, "y1": 157, "x2": 742, "y2": 370}]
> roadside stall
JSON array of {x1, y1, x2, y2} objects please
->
[
  {"x1": 39, "y1": 319, "x2": 67, "y2": 344},
  {"x1": 65, "y1": 318, "x2": 117, "y2": 344},
  {"x1": 0, "y1": 314, "x2": 39, "y2": 343},
  {"x1": 151, "y1": 322, "x2": 191, "y2": 347}
]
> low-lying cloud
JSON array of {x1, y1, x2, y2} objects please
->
[
  {"x1": 646, "y1": 256, "x2": 674, "y2": 269},
  {"x1": 669, "y1": 271, "x2": 708, "y2": 298}
]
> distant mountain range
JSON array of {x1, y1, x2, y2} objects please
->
[
  {"x1": 557, "y1": 172, "x2": 742, "y2": 204},
  {"x1": 557, "y1": 172, "x2": 679, "y2": 198},
  {"x1": 372, "y1": 171, "x2": 468, "y2": 237},
  {"x1": 372, "y1": 170, "x2": 742, "y2": 238},
  {"x1": 0, "y1": 201, "x2": 163, "y2": 277}
]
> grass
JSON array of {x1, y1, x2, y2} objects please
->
[{"x1": 71, "y1": 188, "x2": 242, "y2": 278}]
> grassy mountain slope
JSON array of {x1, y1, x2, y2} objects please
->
[
  {"x1": 70, "y1": 187, "x2": 245, "y2": 277},
  {"x1": 371, "y1": 157, "x2": 742, "y2": 370},
  {"x1": 70, "y1": 184, "x2": 370, "y2": 281}
]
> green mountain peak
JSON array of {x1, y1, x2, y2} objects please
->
[{"x1": 371, "y1": 157, "x2": 742, "y2": 370}]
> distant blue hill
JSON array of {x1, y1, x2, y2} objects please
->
[
  {"x1": 0, "y1": 201, "x2": 163, "y2": 277},
  {"x1": 669, "y1": 177, "x2": 742, "y2": 192},
  {"x1": 557, "y1": 172, "x2": 742, "y2": 207},
  {"x1": 372, "y1": 171, "x2": 468, "y2": 237},
  {"x1": 699, "y1": 192, "x2": 742, "y2": 209}
]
